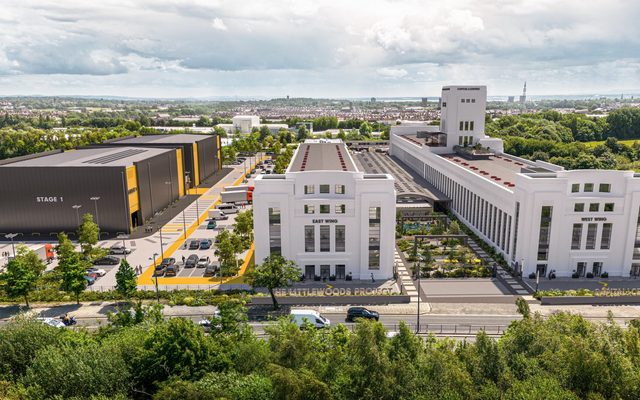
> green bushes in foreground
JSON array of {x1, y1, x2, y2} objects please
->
[{"x1": 1, "y1": 300, "x2": 640, "y2": 399}]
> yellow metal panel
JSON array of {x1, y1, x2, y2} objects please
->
[
  {"x1": 192, "y1": 143, "x2": 200, "y2": 186},
  {"x1": 126, "y1": 166, "x2": 139, "y2": 213},
  {"x1": 217, "y1": 135, "x2": 222, "y2": 170},
  {"x1": 176, "y1": 148, "x2": 184, "y2": 197}
]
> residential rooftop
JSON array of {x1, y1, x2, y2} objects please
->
[
  {"x1": 108, "y1": 134, "x2": 212, "y2": 145},
  {"x1": 1, "y1": 146, "x2": 173, "y2": 167},
  {"x1": 288, "y1": 140, "x2": 358, "y2": 173}
]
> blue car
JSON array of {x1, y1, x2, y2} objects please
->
[
  {"x1": 200, "y1": 239, "x2": 212, "y2": 250},
  {"x1": 84, "y1": 275, "x2": 96, "y2": 285}
]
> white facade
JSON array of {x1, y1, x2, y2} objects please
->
[
  {"x1": 232, "y1": 115, "x2": 261, "y2": 133},
  {"x1": 391, "y1": 85, "x2": 640, "y2": 278},
  {"x1": 254, "y1": 139, "x2": 396, "y2": 280}
]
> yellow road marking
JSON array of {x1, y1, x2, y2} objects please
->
[{"x1": 137, "y1": 157, "x2": 264, "y2": 286}]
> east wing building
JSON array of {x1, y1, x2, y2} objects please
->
[
  {"x1": 103, "y1": 134, "x2": 221, "y2": 189},
  {"x1": 0, "y1": 146, "x2": 185, "y2": 237},
  {"x1": 391, "y1": 85, "x2": 640, "y2": 278},
  {"x1": 253, "y1": 139, "x2": 396, "y2": 280}
]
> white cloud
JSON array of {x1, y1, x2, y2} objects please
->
[
  {"x1": 0, "y1": 0, "x2": 638, "y2": 96},
  {"x1": 377, "y1": 67, "x2": 408, "y2": 78},
  {"x1": 211, "y1": 17, "x2": 227, "y2": 31}
]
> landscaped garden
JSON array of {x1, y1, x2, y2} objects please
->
[{"x1": 396, "y1": 215, "x2": 492, "y2": 278}]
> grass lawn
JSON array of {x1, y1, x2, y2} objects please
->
[{"x1": 583, "y1": 139, "x2": 640, "y2": 148}]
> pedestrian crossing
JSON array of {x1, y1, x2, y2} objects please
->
[{"x1": 394, "y1": 249, "x2": 419, "y2": 303}]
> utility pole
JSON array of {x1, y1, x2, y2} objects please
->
[
  {"x1": 72, "y1": 204, "x2": 82, "y2": 227},
  {"x1": 150, "y1": 253, "x2": 160, "y2": 304}
]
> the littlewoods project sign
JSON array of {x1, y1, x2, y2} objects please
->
[{"x1": 273, "y1": 288, "x2": 394, "y2": 296}]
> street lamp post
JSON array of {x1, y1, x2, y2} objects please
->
[
  {"x1": 89, "y1": 196, "x2": 100, "y2": 227},
  {"x1": 117, "y1": 234, "x2": 129, "y2": 261},
  {"x1": 72, "y1": 204, "x2": 82, "y2": 227},
  {"x1": 150, "y1": 253, "x2": 160, "y2": 303},
  {"x1": 415, "y1": 255, "x2": 424, "y2": 334},
  {"x1": 182, "y1": 210, "x2": 187, "y2": 239},
  {"x1": 5, "y1": 233, "x2": 18, "y2": 257},
  {"x1": 158, "y1": 225, "x2": 164, "y2": 256}
]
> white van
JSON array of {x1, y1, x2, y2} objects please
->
[
  {"x1": 215, "y1": 203, "x2": 238, "y2": 214},
  {"x1": 290, "y1": 309, "x2": 331, "y2": 328},
  {"x1": 208, "y1": 209, "x2": 228, "y2": 220}
]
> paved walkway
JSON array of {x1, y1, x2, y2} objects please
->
[
  {"x1": 466, "y1": 238, "x2": 530, "y2": 296},
  {"x1": 394, "y1": 247, "x2": 419, "y2": 303}
]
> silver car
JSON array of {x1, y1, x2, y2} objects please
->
[{"x1": 109, "y1": 244, "x2": 131, "y2": 255}]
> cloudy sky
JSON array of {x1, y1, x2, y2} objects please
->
[{"x1": 0, "y1": 0, "x2": 639, "y2": 98}]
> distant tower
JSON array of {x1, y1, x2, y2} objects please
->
[
  {"x1": 371, "y1": 97, "x2": 376, "y2": 103},
  {"x1": 519, "y1": 82, "x2": 527, "y2": 104}
]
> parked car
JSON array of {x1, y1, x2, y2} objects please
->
[
  {"x1": 165, "y1": 264, "x2": 180, "y2": 277},
  {"x1": 93, "y1": 255, "x2": 120, "y2": 265},
  {"x1": 346, "y1": 307, "x2": 379, "y2": 322},
  {"x1": 203, "y1": 264, "x2": 218, "y2": 277},
  {"x1": 185, "y1": 254, "x2": 199, "y2": 268},
  {"x1": 197, "y1": 256, "x2": 210, "y2": 268},
  {"x1": 84, "y1": 275, "x2": 96, "y2": 285},
  {"x1": 207, "y1": 220, "x2": 217, "y2": 229},
  {"x1": 155, "y1": 258, "x2": 175, "y2": 276},
  {"x1": 37, "y1": 317, "x2": 66, "y2": 328},
  {"x1": 200, "y1": 239, "x2": 212, "y2": 250},
  {"x1": 109, "y1": 243, "x2": 131, "y2": 255},
  {"x1": 290, "y1": 309, "x2": 331, "y2": 328},
  {"x1": 86, "y1": 267, "x2": 106, "y2": 277},
  {"x1": 189, "y1": 239, "x2": 201, "y2": 250}
]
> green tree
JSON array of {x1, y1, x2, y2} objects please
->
[
  {"x1": 77, "y1": 213, "x2": 103, "y2": 260},
  {"x1": 337, "y1": 129, "x2": 347, "y2": 141},
  {"x1": 56, "y1": 232, "x2": 87, "y2": 304},
  {"x1": 0, "y1": 245, "x2": 44, "y2": 307},
  {"x1": 296, "y1": 125, "x2": 310, "y2": 141},
  {"x1": 213, "y1": 125, "x2": 227, "y2": 138},
  {"x1": 359, "y1": 121, "x2": 372, "y2": 137},
  {"x1": 246, "y1": 254, "x2": 300, "y2": 309},
  {"x1": 516, "y1": 297, "x2": 531, "y2": 318},
  {"x1": 214, "y1": 230, "x2": 243, "y2": 276},
  {"x1": 233, "y1": 209, "x2": 253, "y2": 242},
  {"x1": 115, "y1": 259, "x2": 137, "y2": 301}
]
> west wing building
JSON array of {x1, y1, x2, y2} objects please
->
[
  {"x1": 253, "y1": 139, "x2": 396, "y2": 280},
  {"x1": 0, "y1": 146, "x2": 185, "y2": 237},
  {"x1": 391, "y1": 85, "x2": 640, "y2": 278}
]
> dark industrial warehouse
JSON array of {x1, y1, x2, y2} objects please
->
[
  {"x1": 0, "y1": 146, "x2": 184, "y2": 237},
  {"x1": 103, "y1": 134, "x2": 221, "y2": 189}
]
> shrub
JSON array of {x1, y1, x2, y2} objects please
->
[
  {"x1": 528, "y1": 273, "x2": 536, "y2": 279},
  {"x1": 571, "y1": 273, "x2": 579, "y2": 279},
  {"x1": 586, "y1": 272, "x2": 594, "y2": 278},
  {"x1": 601, "y1": 272, "x2": 609, "y2": 278}
]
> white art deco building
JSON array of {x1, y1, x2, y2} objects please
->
[
  {"x1": 391, "y1": 85, "x2": 640, "y2": 278},
  {"x1": 253, "y1": 139, "x2": 396, "y2": 280}
]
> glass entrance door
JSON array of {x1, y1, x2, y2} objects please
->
[
  {"x1": 336, "y1": 265, "x2": 346, "y2": 280},
  {"x1": 576, "y1": 262, "x2": 586, "y2": 277},
  {"x1": 592, "y1": 262, "x2": 602, "y2": 277},
  {"x1": 305, "y1": 265, "x2": 315, "y2": 280},
  {"x1": 320, "y1": 265, "x2": 330, "y2": 279}
]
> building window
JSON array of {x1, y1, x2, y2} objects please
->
[
  {"x1": 589, "y1": 203, "x2": 599, "y2": 212},
  {"x1": 368, "y1": 207, "x2": 381, "y2": 270},
  {"x1": 335, "y1": 184, "x2": 345, "y2": 194},
  {"x1": 304, "y1": 205, "x2": 314, "y2": 214},
  {"x1": 319, "y1": 184, "x2": 330, "y2": 194},
  {"x1": 461, "y1": 99, "x2": 465, "y2": 103},
  {"x1": 584, "y1": 183, "x2": 594, "y2": 192},
  {"x1": 320, "y1": 225, "x2": 330, "y2": 252},
  {"x1": 442, "y1": 102, "x2": 447, "y2": 107},
  {"x1": 464, "y1": 121, "x2": 469, "y2": 131},
  {"x1": 604, "y1": 203, "x2": 614, "y2": 212},
  {"x1": 459, "y1": 121, "x2": 464, "y2": 131},
  {"x1": 320, "y1": 204, "x2": 330, "y2": 214},
  {"x1": 571, "y1": 183, "x2": 579, "y2": 193},
  {"x1": 458, "y1": 136, "x2": 464, "y2": 145},
  {"x1": 574, "y1": 203, "x2": 585, "y2": 212},
  {"x1": 592, "y1": 262, "x2": 603, "y2": 277},
  {"x1": 304, "y1": 185, "x2": 314, "y2": 194},
  {"x1": 536, "y1": 206, "x2": 553, "y2": 261},
  {"x1": 471, "y1": 98, "x2": 475, "y2": 103},
  {"x1": 304, "y1": 225, "x2": 315, "y2": 252},
  {"x1": 635, "y1": 209, "x2": 640, "y2": 260},
  {"x1": 304, "y1": 265, "x2": 315, "y2": 280},
  {"x1": 335, "y1": 204, "x2": 345, "y2": 214},
  {"x1": 599, "y1": 183, "x2": 611, "y2": 193},
  {"x1": 470, "y1": 121, "x2": 474, "y2": 131},
  {"x1": 268, "y1": 208, "x2": 281, "y2": 255},
  {"x1": 335, "y1": 225, "x2": 345, "y2": 252},
  {"x1": 512, "y1": 202, "x2": 520, "y2": 261},
  {"x1": 586, "y1": 223, "x2": 597, "y2": 250},
  {"x1": 320, "y1": 265, "x2": 330, "y2": 279},
  {"x1": 571, "y1": 224, "x2": 582, "y2": 250},
  {"x1": 601, "y1": 223, "x2": 612, "y2": 250}
]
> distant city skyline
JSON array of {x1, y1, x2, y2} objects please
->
[{"x1": 1, "y1": 0, "x2": 639, "y2": 98}]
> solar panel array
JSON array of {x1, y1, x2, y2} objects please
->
[{"x1": 82, "y1": 149, "x2": 148, "y2": 165}]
